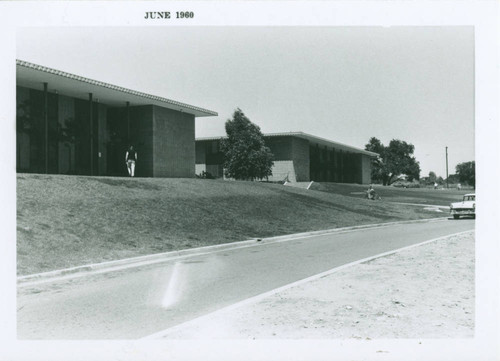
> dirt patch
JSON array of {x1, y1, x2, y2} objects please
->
[{"x1": 160, "y1": 232, "x2": 474, "y2": 339}]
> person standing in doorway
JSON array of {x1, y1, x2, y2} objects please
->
[{"x1": 125, "y1": 145, "x2": 137, "y2": 177}]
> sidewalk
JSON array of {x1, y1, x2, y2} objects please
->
[{"x1": 154, "y1": 231, "x2": 474, "y2": 339}]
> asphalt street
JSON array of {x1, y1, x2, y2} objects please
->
[{"x1": 17, "y1": 218, "x2": 475, "y2": 339}]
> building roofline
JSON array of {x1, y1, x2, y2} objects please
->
[
  {"x1": 16, "y1": 59, "x2": 218, "y2": 117},
  {"x1": 196, "y1": 131, "x2": 379, "y2": 157}
]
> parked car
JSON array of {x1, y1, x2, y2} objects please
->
[{"x1": 450, "y1": 193, "x2": 475, "y2": 219}]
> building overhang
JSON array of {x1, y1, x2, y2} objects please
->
[
  {"x1": 196, "y1": 132, "x2": 379, "y2": 157},
  {"x1": 16, "y1": 60, "x2": 218, "y2": 118}
]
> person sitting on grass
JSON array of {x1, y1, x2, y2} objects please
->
[{"x1": 366, "y1": 185, "x2": 377, "y2": 200}]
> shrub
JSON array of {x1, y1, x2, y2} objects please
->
[
  {"x1": 392, "y1": 180, "x2": 420, "y2": 188},
  {"x1": 196, "y1": 171, "x2": 215, "y2": 179}
]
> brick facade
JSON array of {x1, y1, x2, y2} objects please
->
[
  {"x1": 195, "y1": 134, "x2": 375, "y2": 184},
  {"x1": 360, "y1": 154, "x2": 372, "y2": 184},
  {"x1": 16, "y1": 60, "x2": 217, "y2": 178},
  {"x1": 290, "y1": 137, "x2": 310, "y2": 182},
  {"x1": 17, "y1": 86, "x2": 199, "y2": 178},
  {"x1": 153, "y1": 106, "x2": 195, "y2": 178},
  {"x1": 263, "y1": 136, "x2": 310, "y2": 182}
]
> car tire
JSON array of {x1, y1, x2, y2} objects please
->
[{"x1": 453, "y1": 215, "x2": 460, "y2": 219}]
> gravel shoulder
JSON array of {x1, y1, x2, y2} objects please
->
[{"x1": 159, "y1": 231, "x2": 475, "y2": 339}]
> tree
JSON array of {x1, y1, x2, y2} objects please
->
[
  {"x1": 365, "y1": 137, "x2": 385, "y2": 183},
  {"x1": 455, "y1": 161, "x2": 475, "y2": 188},
  {"x1": 365, "y1": 137, "x2": 421, "y2": 185},
  {"x1": 428, "y1": 171, "x2": 437, "y2": 184},
  {"x1": 446, "y1": 173, "x2": 460, "y2": 184},
  {"x1": 220, "y1": 108, "x2": 274, "y2": 180}
]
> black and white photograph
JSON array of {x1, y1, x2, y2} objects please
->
[{"x1": 0, "y1": 2, "x2": 498, "y2": 361}]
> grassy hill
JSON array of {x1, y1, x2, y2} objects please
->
[
  {"x1": 17, "y1": 174, "x2": 447, "y2": 275},
  {"x1": 310, "y1": 182, "x2": 472, "y2": 206}
]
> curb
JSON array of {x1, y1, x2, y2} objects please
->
[
  {"x1": 391, "y1": 202, "x2": 450, "y2": 209},
  {"x1": 18, "y1": 217, "x2": 449, "y2": 286}
]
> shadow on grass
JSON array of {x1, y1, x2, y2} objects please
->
[{"x1": 92, "y1": 177, "x2": 162, "y2": 190}]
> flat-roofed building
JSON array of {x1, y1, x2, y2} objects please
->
[
  {"x1": 16, "y1": 60, "x2": 217, "y2": 177},
  {"x1": 196, "y1": 132, "x2": 378, "y2": 184}
]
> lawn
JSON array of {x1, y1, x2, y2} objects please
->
[
  {"x1": 310, "y1": 182, "x2": 473, "y2": 206},
  {"x1": 17, "y1": 174, "x2": 447, "y2": 275}
]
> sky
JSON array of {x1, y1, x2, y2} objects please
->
[{"x1": 17, "y1": 26, "x2": 474, "y2": 177}]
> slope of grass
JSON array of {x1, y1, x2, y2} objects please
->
[
  {"x1": 310, "y1": 182, "x2": 473, "y2": 206},
  {"x1": 17, "y1": 174, "x2": 446, "y2": 275}
]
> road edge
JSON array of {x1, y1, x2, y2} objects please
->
[
  {"x1": 140, "y1": 229, "x2": 474, "y2": 340},
  {"x1": 18, "y1": 217, "x2": 449, "y2": 285}
]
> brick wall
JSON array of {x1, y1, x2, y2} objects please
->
[
  {"x1": 290, "y1": 137, "x2": 310, "y2": 182},
  {"x1": 17, "y1": 84, "x2": 202, "y2": 178},
  {"x1": 153, "y1": 106, "x2": 195, "y2": 177},
  {"x1": 193, "y1": 135, "x2": 371, "y2": 184},
  {"x1": 194, "y1": 135, "x2": 312, "y2": 182},
  {"x1": 264, "y1": 136, "x2": 310, "y2": 182},
  {"x1": 360, "y1": 154, "x2": 372, "y2": 184},
  {"x1": 265, "y1": 136, "x2": 292, "y2": 161}
]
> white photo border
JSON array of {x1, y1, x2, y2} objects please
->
[{"x1": 0, "y1": 1, "x2": 498, "y2": 360}]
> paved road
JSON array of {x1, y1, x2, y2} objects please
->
[{"x1": 17, "y1": 219, "x2": 475, "y2": 339}]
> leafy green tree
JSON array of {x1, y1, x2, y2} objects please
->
[
  {"x1": 428, "y1": 171, "x2": 437, "y2": 184},
  {"x1": 446, "y1": 174, "x2": 460, "y2": 184},
  {"x1": 220, "y1": 108, "x2": 274, "y2": 180},
  {"x1": 455, "y1": 161, "x2": 475, "y2": 188},
  {"x1": 365, "y1": 137, "x2": 421, "y2": 185},
  {"x1": 365, "y1": 137, "x2": 385, "y2": 183}
]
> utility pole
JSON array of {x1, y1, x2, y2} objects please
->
[{"x1": 445, "y1": 146, "x2": 449, "y2": 189}]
